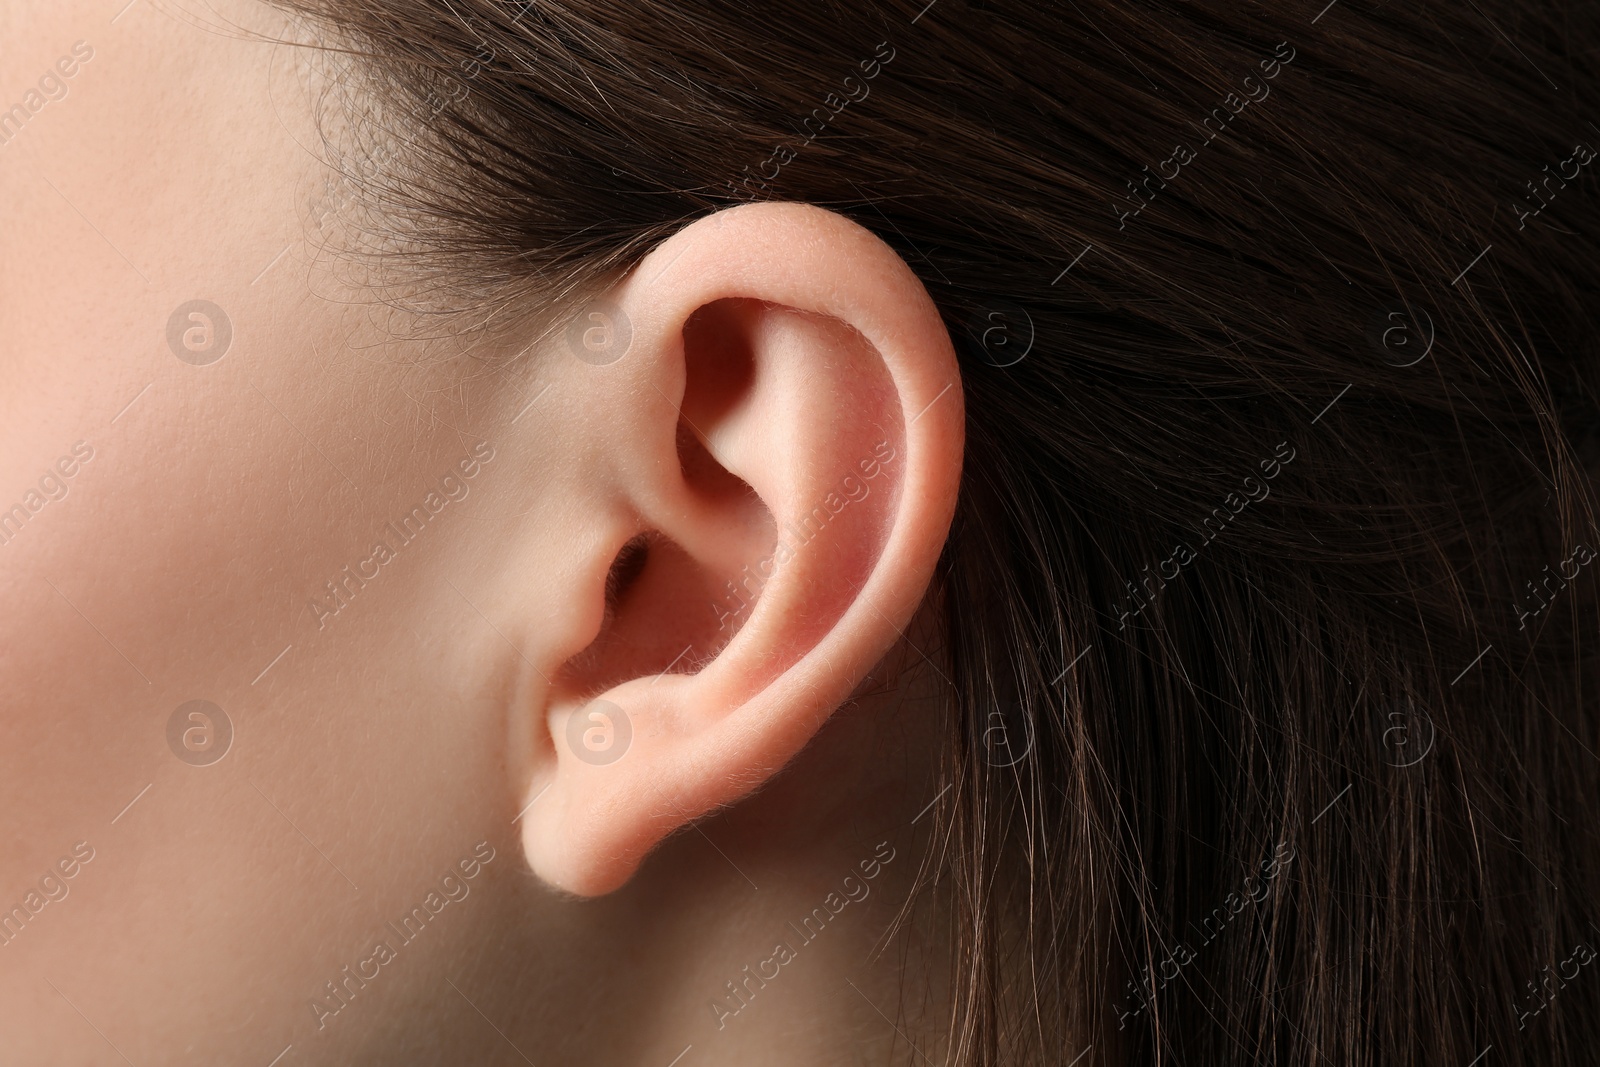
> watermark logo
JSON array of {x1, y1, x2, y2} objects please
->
[
  {"x1": 166, "y1": 300, "x2": 232, "y2": 366},
  {"x1": 968, "y1": 301, "x2": 1034, "y2": 367},
  {"x1": 1367, "y1": 303, "x2": 1434, "y2": 367},
  {"x1": 566, "y1": 699, "x2": 631, "y2": 765},
  {"x1": 980, "y1": 703, "x2": 1034, "y2": 768},
  {"x1": 167, "y1": 700, "x2": 233, "y2": 766},
  {"x1": 565, "y1": 302, "x2": 631, "y2": 366},
  {"x1": 1379, "y1": 700, "x2": 1435, "y2": 768}
]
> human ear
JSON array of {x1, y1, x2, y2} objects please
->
[{"x1": 518, "y1": 202, "x2": 963, "y2": 896}]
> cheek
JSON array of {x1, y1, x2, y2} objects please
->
[
  {"x1": 0, "y1": 302, "x2": 515, "y2": 1051},
  {"x1": 0, "y1": 0, "x2": 350, "y2": 860},
  {"x1": 0, "y1": 5, "x2": 538, "y2": 1059}
]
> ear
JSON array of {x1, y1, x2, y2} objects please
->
[{"x1": 519, "y1": 202, "x2": 963, "y2": 896}]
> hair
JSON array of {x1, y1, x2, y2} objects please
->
[{"x1": 269, "y1": 0, "x2": 1600, "y2": 1062}]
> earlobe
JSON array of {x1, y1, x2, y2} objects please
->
[{"x1": 518, "y1": 203, "x2": 963, "y2": 896}]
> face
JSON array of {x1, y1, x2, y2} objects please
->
[
  {"x1": 0, "y1": 1, "x2": 564, "y2": 1060},
  {"x1": 0, "y1": 1, "x2": 967, "y2": 1060}
]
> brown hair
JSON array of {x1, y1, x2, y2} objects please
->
[{"x1": 274, "y1": 0, "x2": 1600, "y2": 1061}]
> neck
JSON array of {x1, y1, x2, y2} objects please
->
[
  {"x1": 575, "y1": 650, "x2": 951, "y2": 1064},
  {"x1": 642, "y1": 661, "x2": 951, "y2": 1065},
  {"x1": 383, "y1": 643, "x2": 954, "y2": 1066}
]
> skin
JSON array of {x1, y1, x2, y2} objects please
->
[{"x1": 0, "y1": 1, "x2": 964, "y2": 1063}]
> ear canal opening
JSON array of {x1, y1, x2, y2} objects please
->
[
  {"x1": 558, "y1": 525, "x2": 731, "y2": 697},
  {"x1": 603, "y1": 533, "x2": 652, "y2": 619},
  {"x1": 558, "y1": 301, "x2": 785, "y2": 699}
]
